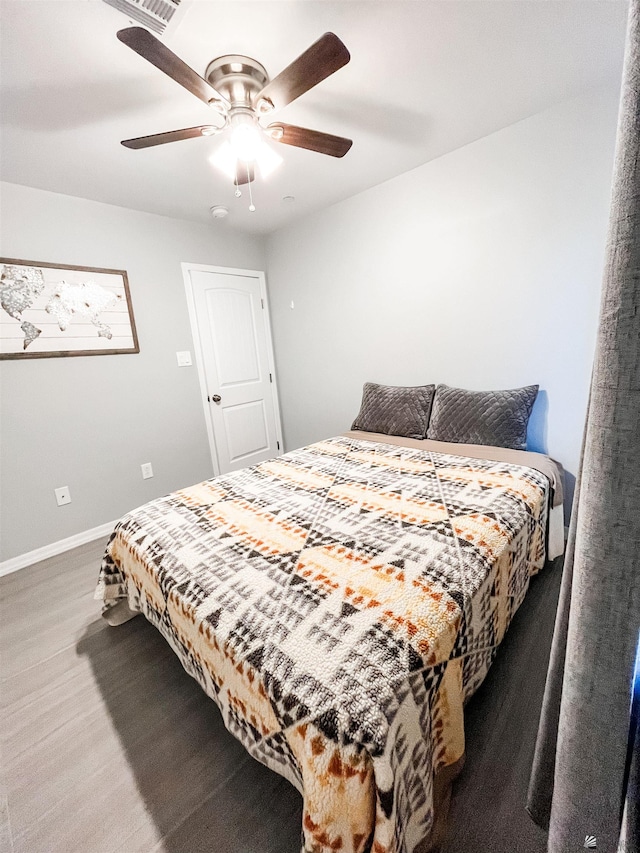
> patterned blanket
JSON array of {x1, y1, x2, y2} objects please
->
[{"x1": 96, "y1": 436, "x2": 549, "y2": 853}]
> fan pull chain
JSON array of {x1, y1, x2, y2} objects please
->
[
  {"x1": 248, "y1": 173, "x2": 256, "y2": 212},
  {"x1": 234, "y1": 163, "x2": 241, "y2": 198}
]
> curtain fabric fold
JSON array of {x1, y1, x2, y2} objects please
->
[{"x1": 527, "y1": 2, "x2": 640, "y2": 851}]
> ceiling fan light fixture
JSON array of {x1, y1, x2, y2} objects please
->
[
  {"x1": 210, "y1": 140, "x2": 238, "y2": 181},
  {"x1": 230, "y1": 122, "x2": 262, "y2": 162},
  {"x1": 256, "y1": 142, "x2": 283, "y2": 178},
  {"x1": 210, "y1": 138, "x2": 282, "y2": 182}
]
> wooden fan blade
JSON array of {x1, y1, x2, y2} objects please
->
[
  {"x1": 256, "y1": 33, "x2": 350, "y2": 113},
  {"x1": 267, "y1": 123, "x2": 352, "y2": 158},
  {"x1": 121, "y1": 126, "x2": 222, "y2": 149},
  {"x1": 117, "y1": 27, "x2": 228, "y2": 108}
]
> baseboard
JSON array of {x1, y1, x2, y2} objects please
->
[{"x1": 0, "y1": 520, "x2": 118, "y2": 577}]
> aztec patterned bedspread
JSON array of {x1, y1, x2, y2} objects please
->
[{"x1": 96, "y1": 435, "x2": 550, "y2": 853}]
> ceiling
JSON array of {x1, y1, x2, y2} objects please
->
[{"x1": 0, "y1": 1, "x2": 629, "y2": 235}]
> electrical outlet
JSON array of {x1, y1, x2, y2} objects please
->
[
  {"x1": 141, "y1": 462, "x2": 153, "y2": 480},
  {"x1": 55, "y1": 486, "x2": 71, "y2": 506}
]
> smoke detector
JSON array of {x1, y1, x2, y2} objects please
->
[
  {"x1": 210, "y1": 205, "x2": 229, "y2": 219},
  {"x1": 102, "y1": 0, "x2": 189, "y2": 36}
]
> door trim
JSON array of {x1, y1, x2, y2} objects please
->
[{"x1": 182, "y1": 263, "x2": 284, "y2": 476}]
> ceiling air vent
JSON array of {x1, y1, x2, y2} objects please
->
[{"x1": 102, "y1": 0, "x2": 187, "y2": 36}]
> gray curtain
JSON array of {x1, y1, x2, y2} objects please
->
[{"x1": 527, "y1": 2, "x2": 640, "y2": 851}]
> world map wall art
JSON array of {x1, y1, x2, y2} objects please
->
[{"x1": 0, "y1": 258, "x2": 139, "y2": 359}]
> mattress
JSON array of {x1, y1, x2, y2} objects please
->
[{"x1": 96, "y1": 433, "x2": 555, "y2": 853}]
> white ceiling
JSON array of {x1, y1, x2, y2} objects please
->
[{"x1": 0, "y1": 1, "x2": 629, "y2": 235}]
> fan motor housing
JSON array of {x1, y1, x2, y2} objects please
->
[{"x1": 205, "y1": 55, "x2": 269, "y2": 109}]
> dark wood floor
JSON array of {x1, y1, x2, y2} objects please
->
[{"x1": 0, "y1": 538, "x2": 561, "y2": 853}]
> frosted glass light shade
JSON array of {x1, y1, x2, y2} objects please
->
[
  {"x1": 230, "y1": 124, "x2": 262, "y2": 162},
  {"x1": 210, "y1": 138, "x2": 283, "y2": 182}
]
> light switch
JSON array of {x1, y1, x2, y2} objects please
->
[{"x1": 176, "y1": 350, "x2": 192, "y2": 367}]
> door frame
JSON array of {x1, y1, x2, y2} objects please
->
[{"x1": 182, "y1": 262, "x2": 284, "y2": 477}]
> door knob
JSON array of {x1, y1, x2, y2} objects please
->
[{"x1": 209, "y1": 394, "x2": 221, "y2": 403}]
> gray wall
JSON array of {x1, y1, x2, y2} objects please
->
[
  {"x1": 0, "y1": 182, "x2": 265, "y2": 561},
  {"x1": 265, "y1": 87, "x2": 621, "y2": 511}
]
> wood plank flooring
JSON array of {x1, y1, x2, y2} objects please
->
[{"x1": 0, "y1": 538, "x2": 561, "y2": 853}]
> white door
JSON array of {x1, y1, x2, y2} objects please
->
[{"x1": 184, "y1": 265, "x2": 283, "y2": 474}]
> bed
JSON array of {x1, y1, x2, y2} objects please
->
[{"x1": 96, "y1": 430, "x2": 563, "y2": 853}]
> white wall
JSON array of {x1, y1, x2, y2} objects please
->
[
  {"x1": 0, "y1": 182, "x2": 265, "y2": 561},
  {"x1": 265, "y1": 86, "x2": 621, "y2": 514}
]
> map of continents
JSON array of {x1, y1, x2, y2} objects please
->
[
  {"x1": 0, "y1": 265, "x2": 45, "y2": 348},
  {"x1": 0, "y1": 264, "x2": 120, "y2": 351}
]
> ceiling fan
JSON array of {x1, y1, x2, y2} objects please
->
[{"x1": 117, "y1": 27, "x2": 353, "y2": 188}]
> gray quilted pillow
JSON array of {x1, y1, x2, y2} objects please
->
[
  {"x1": 427, "y1": 384, "x2": 539, "y2": 450},
  {"x1": 351, "y1": 382, "x2": 436, "y2": 440}
]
